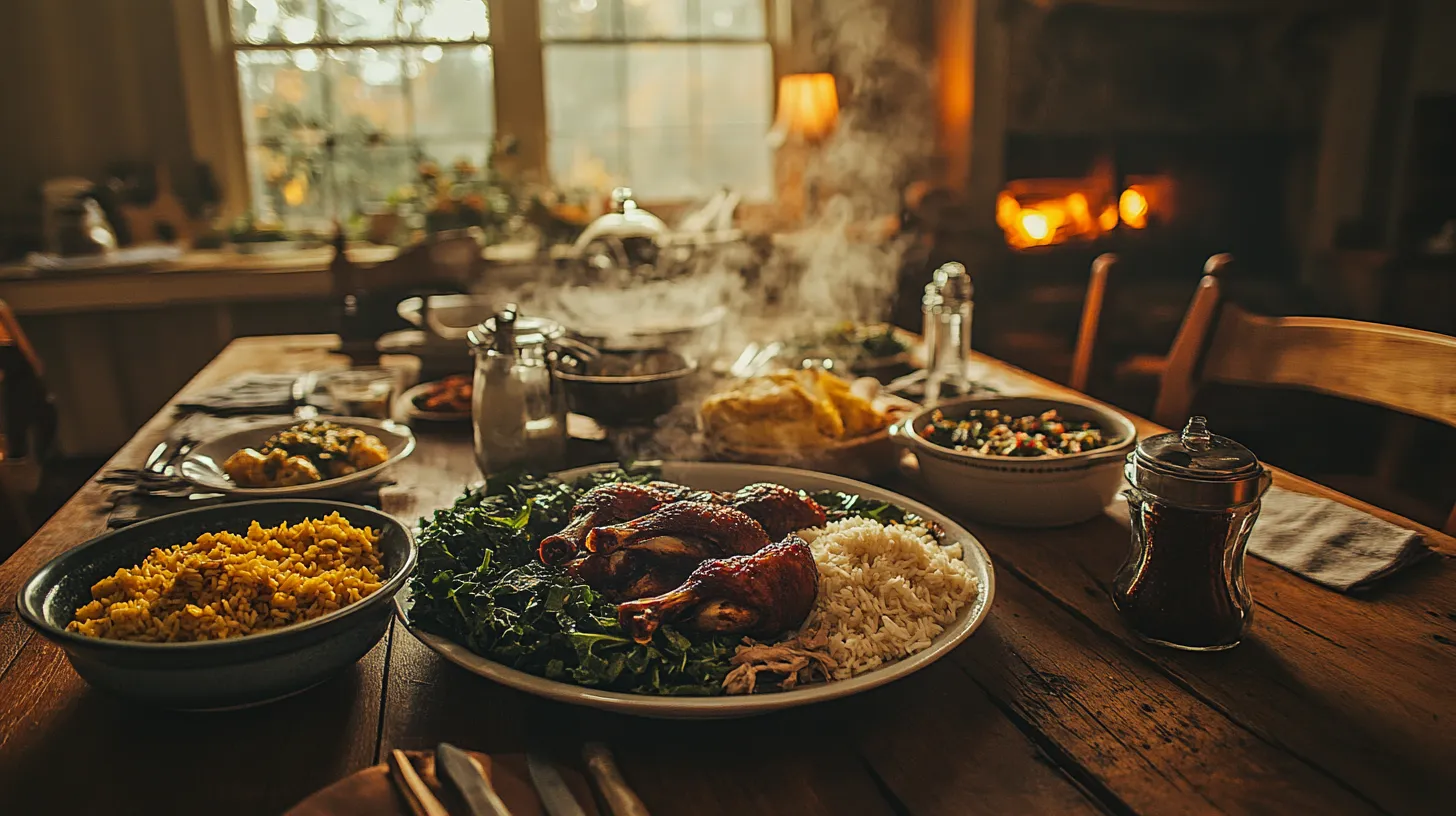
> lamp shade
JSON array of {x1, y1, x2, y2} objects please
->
[{"x1": 774, "y1": 73, "x2": 839, "y2": 142}]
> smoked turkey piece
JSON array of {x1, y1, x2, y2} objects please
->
[
  {"x1": 538, "y1": 482, "x2": 678, "y2": 565},
  {"x1": 616, "y1": 535, "x2": 820, "y2": 644},
  {"x1": 727, "y1": 483, "x2": 826, "y2": 541},
  {"x1": 584, "y1": 501, "x2": 771, "y2": 557}
]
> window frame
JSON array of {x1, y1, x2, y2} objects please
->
[{"x1": 200, "y1": 0, "x2": 791, "y2": 216}]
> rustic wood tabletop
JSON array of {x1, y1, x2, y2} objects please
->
[{"x1": 1, "y1": 335, "x2": 1451, "y2": 815}]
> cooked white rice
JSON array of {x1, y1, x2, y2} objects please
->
[{"x1": 798, "y1": 517, "x2": 979, "y2": 680}]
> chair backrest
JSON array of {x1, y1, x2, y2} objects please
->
[
  {"x1": 0, "y1": 299, "x2": 55, "y2": 460},
  {"x1": 1069, "y1": 253, "x2": 1117, "y2": 393},
  {"x1": 1070, "y1": 252, "x2": 1233, "y2": 394},
  {"x1": 1154, "y1": 274, "x2": 1456, "y2": 430},
  {"x1": 1156, "y1": 273, "x2": 1456, "y2": 533}
]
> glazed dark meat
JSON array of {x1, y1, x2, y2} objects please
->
[
  {"x1": 539, "y1": 482, "x2": 675, "y2": 565},
  {"x1": 584, "y1": 502, "x2": 770, "y2": 558},
  {"x1": 728, "y1": 483, "x2": 827, "y2": 540},
  {"x1": 616, "y1": 535, "x2": 820, "y2": 643},
  {"x1": 565, "y1": 550, "x2": 702, "y2": 601},
  {"x1": 648, "y1": 481, "x2": 728, "y2": 505}
]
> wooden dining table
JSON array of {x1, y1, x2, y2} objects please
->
[{"x1": 1, "y1": 334, "x2": 1452, "y2": 815}]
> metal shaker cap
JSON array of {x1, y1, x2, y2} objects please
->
[
  {"x1": 1126, "y1": 416, "x2": 1271, "y2": 509},
  {"x1": 928, "y1": 262, "x2": 973, "y2": 307},
  {"x1": 467, "y1": 303, "x2": 563, "y2": 355}
]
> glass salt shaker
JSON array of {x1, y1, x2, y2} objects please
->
[
  {"x1": 467, "y1": 305, "x2": 568, "y2": 476},
  {"x1": 1113, "y1": 416, "x2": 1273, "y2": 651},
  {"x1": 922, "y1": 261, "x2": 973, "y2": 403}
]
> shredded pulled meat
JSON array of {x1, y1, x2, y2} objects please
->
[{"x1": 722, "y1": 623, "x2": 837, "y2": 695}]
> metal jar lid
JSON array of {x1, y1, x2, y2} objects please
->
[
  {"x1": 466, "y1": 304, "x2": 564, "y2": 355},
  {"x1": 1125, "y1": 416, "x2": 1271, "y2": 509}
]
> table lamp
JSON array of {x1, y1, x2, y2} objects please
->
[{"x1": 771, "y1": 73, "x2": 839, "y2": 223}]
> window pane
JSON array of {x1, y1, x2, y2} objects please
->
[
  {"x1": 698, "y1": 44, "x2": 770, "y2": 126},
  {"x1": 623, "y1": 0, "x2": 689, "y2": 39},
  {"x1": 420, "y1": 139, "x2": 491, "y2": 175},
  {"x1": 544, "y1": 45, "x2": 624, "y2": 138},
  {"x1": 333, "y1": 142, "x2": 414, "y2": 209},
  {"x1": 403, "y1": 0, "x2": 490, "y2": 41},
  {"x1": 327, "y1": 47, "x2": 408, "y2": 139},
  {"x1": 698, "y1": 0, "x2": 764, "y2": 38},
  {"x1": 541, "y1": 0, "x2": 623, "y2": 39},
  {"x1": 625, "y1": 127, "x2": 696, "y2": 199},
  {"x1": 550, "y1": 133, "x2": 625, "y2": 190},
  {"x1": 237, "y1": 49, "x2": 330, "y2": 145},
  {"x1": 702, "y1": 125, "x2": 771, "y2": 199},
  {"x1": 232, "y1": 0, "x2": 321, "y2": 45},
  {"x1": 245, "y1": 140, "x2": 327, "y2": 220},
  {"x1": 625, "y1": 45, "x2": 691, "y2": 129},
  {"x1": 410, "y1": 45, "x2": 495, "y2": 139},
  {"x1": 321, "y1": 0, "x2": 399, "y2": 42}
]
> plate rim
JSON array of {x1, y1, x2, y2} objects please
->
[
  {"x1": 178, "y1": 415, "x2": 416, "y2": 497},
  {"x1": 396, "y1": 461, "x2": 996, "y2": 717}
]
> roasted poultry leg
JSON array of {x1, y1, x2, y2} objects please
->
[
  {"x1": 728, "y1": 483, "x2": 826, "y2": 541},
  {"x1": 538, "y1": 482, "x2": 676, "y2": 565},
  {"x1": 616, "y1": 535, "x2": 819, "y2": 644},
  {"x1": 584, "y1": 501, "x2": 770, "y2": 558}
]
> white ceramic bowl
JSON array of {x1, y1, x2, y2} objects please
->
[{"x1": 890, "y1": 396, "x2": 1137, "y2": 527}]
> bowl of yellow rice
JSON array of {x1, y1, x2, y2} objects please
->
[{"x1": 16, "y1": 499, "x2": 415, "y2": 710}]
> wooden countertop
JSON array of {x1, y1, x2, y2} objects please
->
[
  {"x1": 0, "y1": 242, "x2": 542, "y2": 315},
  {"x1": 0, "y1": 335, "x2": 1452, "y2": 814}
]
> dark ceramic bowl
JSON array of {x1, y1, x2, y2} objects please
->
[
  {"x1": 16, "y1": 500, "x2": 416, "y2": 711},
  {"x1": 552, "y1": 348, "x2": 697, "y2": 426}
]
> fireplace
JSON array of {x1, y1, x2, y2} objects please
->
[
  {"x1": 984, "y1": 1, "x2": 1323, "y2": 266},
  {"x1": 927, "y1": 0, "x2": 1350, "y2": 401}
]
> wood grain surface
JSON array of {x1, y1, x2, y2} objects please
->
[{"x1": 0, "y1": 335, "x2": 1451, "y2": 815}]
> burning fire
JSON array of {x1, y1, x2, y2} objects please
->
[
  {"x1": 1119, "y1": 186, "x2": 1150, "y2": 229},
  {"x1": 997, "y1": 176, "x2": 1172, "y2": 249}
]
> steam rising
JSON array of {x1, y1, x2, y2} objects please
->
[{"x1": 490, "y1": 0, "x2": 933, "y2": 460}]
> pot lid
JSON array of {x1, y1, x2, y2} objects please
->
[{"x1": 570, "y1": 187, "x2": 668, "y2": 253}]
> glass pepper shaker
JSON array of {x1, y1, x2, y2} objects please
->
[
  {"x1": 922, "y1": 261, "x2": 973, "y2": 403},
  {"x1": 1113, "y1": 416, "x2": 1272, "y2": 651},
  {"x1": 467, "y1": 305, "x2": 568, "y2": 476}
]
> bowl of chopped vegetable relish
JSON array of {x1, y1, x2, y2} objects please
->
[{"x1": 890, "y1": 397, "x2": 1137, "y2": 527}]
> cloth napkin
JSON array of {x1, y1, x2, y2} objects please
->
[
  {"x1": 174, "y1": 373, "x2": 332, "y2": 416},
  {"x1": 1110, "y1": 486, "x2": 1431, "y2": 592},
  {"x1": 1246, "y1": 487, "x2": 1432, "y2": 591}
]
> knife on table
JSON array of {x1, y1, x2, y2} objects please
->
[
  {"x1": 527, "y1": 753, "x2": 587, "y2": 816},
  {"x1": 582, "y1": 743, "x2": 650, "y2": 816},
  {"x1": 435, "y1": 742, "x2": 514, "y2": 816}
]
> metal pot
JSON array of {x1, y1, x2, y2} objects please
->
[{"x1": 550, "y1": 348, "x2": 697, "y2": 426}]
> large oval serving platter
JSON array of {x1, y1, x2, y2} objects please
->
[
  {"x1": 179, "y1": 416, "x2": 415, "y2": 498},
  {"x1": 396, "y1": 461, "x2": 995, "y2": 719}
]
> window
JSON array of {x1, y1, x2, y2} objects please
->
[
  {"x1": 230, "y1": 0, "x2": 495, "y2": 221},
  {"x1": 540, "y1": 0, "x2": 774, "y2": 200},
  {"x1": 228, "y1": 0, "x2": 775, "y2": 222}
]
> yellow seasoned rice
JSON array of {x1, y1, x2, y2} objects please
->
[
  {"x1": 798, "y1": 517, "x2": 979, "y2": 679},
  {"x1": 68, "y1": 513, "x2": 384, "y2": 642}
]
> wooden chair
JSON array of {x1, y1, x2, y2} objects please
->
[
  {"x1": 0, "y1": 299, "x2": 57, "y2": 542},
  {"x1": 1153, "y1": 273, "x2": 1456, "y2": 533},
  {"x1": 1069, "y1": 253, "x2": 1233, "y2": 394}
]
